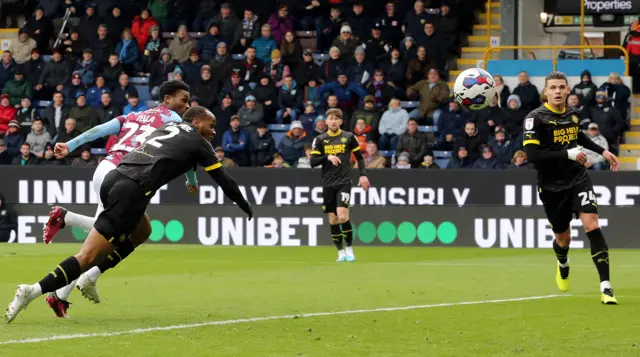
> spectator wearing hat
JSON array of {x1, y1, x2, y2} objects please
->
[
  {"x1": 320, "y1": 47, "x2": 345, "y2": 83},
  {"x1": 400, "y1": 36, "x2": 417, "y2": 61},
  {"x1": 276, "y1": 75, "x2": 302, "y2": 124},
  {"x1": 26, "y1": 117, "x2": 52, "y2": 158},
  {"x1": 582, "y1": 123, "x2": 610, "y2": 170},
  {"x1": 406, "y1": 68, "x2": 449, "y2": 125},
  {"x1": 147, "y1": 0, "x2": 170, "y2": 30},
  {"x1": 192, "y1": 65, "x2": 218, "y2": 109},
  {"x1": 253, "y1": 25, "x2": 278, "y2": 65},
  {"x1": 198, "y1": 24, "x2": 223, "y2": 62},
  {"x1": 501, "y1": 94, "x2": 526, "y2": 139},
  {"x1": 123, "y1": 89, "x2": 149, "y2": 115},
  {"x1": 3, "y1": 71, "x2": 32, "y2": 107},
  {"x1": 63, "y1": 71, "x2": 87, "y2": 106},
  {"x1": 278, "y1": 120, "x2": 309, "y2": 166},
  {"x1": 332, "y1": 24, "x2": 361, "y2": 61},
  {"x1": 571, "y1": 70, "x2": 598, "y2": 110},
  {"x1": 0, "y1": 94, "x2": 16, "y2": 134},
  {"x1": 171, "y1": 66, "x2": 185, "y2": 82},
  {"x1": 75, "y1": 48, "x2": 98, "y2": 87},
  {"x1": 12, "y1": 142, "x2": 38, "y2": 166},
  {"x1": 300, "y1": 101, "x2": 319, "y2": 134},
  {"x1": 250, "y1": 122, "x2": 276, "y2": 167},
  {"x1": 378, "y1": 98, "x2": 408, "y2": 150},
  {"x1": 376, "y1": 1, "x2": 404, "y2": 48},
  {"x1": 347, "y1": 46, "x2": 373, "y2": 86},
  {"x1": 364, "y1": 23, "x2": 391, "y2": 62},
  {"x1": 37, "y1": 49, "x2": 70, "y2": 99},
  {"x1": 489, "y1": 126, "x2": 515, "y2": 168},
  {"x1": 234, "y1": 8, "x2": 261, "y2": 53},
  {"x1": 115, "y1": 29, "x2": 142, "y2": 75},
  {"x1": 150, "y1": 48, "x2": 177, "y2": 99},
  {"x1": 238, "y1": 95, "x2": 265, "y2": 134},
  {"x1": 23, "y1": 49, "x2": 45, "y2": 89},
  {"x1": 169, "y1": 25, "x2": 194, "y2": 64},
  {"x1": 180, "y1": 49, "x2": 205, "y2": 87},
  {"x1": 0, "y1": 138, "x2": 11, "y2": 165},
  {"x1": 318, "y1": 72, "x2": 367, "y2": 115},
  {"x1": 104, "y1": 5, "x2": 127, "y2": 43},
  {"x1": 96, "y1": 89, "x2": 121, "y2": 125},
  {"x1": 214, "y1": 145, "x2": 237, "y2": 168},
  {"x1": 395, "y1": 152, "x2": 411, "y2": 169},
  {"x1": 210, "y1": 3, "x2": 241, "y2": 49},
  {"x1": 112, "y1": 72, "x2": 132, "y2": 108},
  {"x1": 87, "y1": 75, "x2": 108, "y2": 109},
  {"x1": 219, "y1": 71, "x2": 251, "y2": 111},
  {"x1": 63, "y1": 28, "x2": 87, "y2": 61},
  {"x1": 143, "y1": 25, "x2": 164, "y2": 73},
  {"x1": 280, "y1": 31, "x2": 303, "y2": 69},
  {"x1": 16, "y1": 97, "x2": 40, "y2": 130},
  {"x1": 208, "y1": 43, "x2": 234, "y2": 87},
  {"x1": 68, "y1": 91, "x2": 99, "y2": 133},
  {"x1": 267, "y1": 4, "x2": 295, "y2": 44},
  {"x1": 251, "y1": 74, "x2": 278, "y2": 120},
  {"x1": 586, "y1": 90, "x2": 624, "y2": 152},
  {"x1": 420, "y1": 153, "x2": 439, "y2": 169},
  {"x1": 447, "y1": 145, "x2": 472, "y2": 169},
  {"x1": 43, "y1": 92, "x2": 70, "y2": 138},
  {"x1": 38, "y1": 142, "x2": 64, "y2": 165},
  {"x1": 350, "y1": 95, "x2": 380, "y2": 138},
  {"x1": 3, "y1": 120, "x2": 23, "y2": 159},
  {"x1": 222, "y1": 115, "x2": 248, "y2": 166},
  {"x1": 132, "y1": 8, "x2": 159, "y2": 52},
  {"x1": 265, "y1": 49, "x2": 290, "y2": 88},
  {"x1": 71, "y1": 147, "x2": 97, "y2": 167},
  {"x1": 310, "y1": 115, "x2": 328, "y2": 140},
  {"x1": 23, "y1": 7, "x2": 53, "y2": 55},
  {"x1": 471, "y1": 145, "x2": 499, "y2": 169},
  {"x1": 0, "y1": 51, "x2": 16, "y2": 91},
  {"x1": 294, "y1": 49, "x2": 322, "y2": 87},
  {"x1": 103, "y1": 54, "x2": 125, "y2": 90},
  {"x1": 212, "y1": 94, "x2": 234, "y2": 146},
  {"x1": 303, "y1": 77, "x2": 321, "y2": 107},
  {"x1": 79, "y1": 2, "x2": 101, "y2": 43},
  {"x1": 92, "y1": 25, "x2": 116, "y2": 67},
  {"x1": 10, "y1": 29, "x2": 36, "y2": 64},
  {"x1": 317, "y1": 6, "x2": 345, "y2": 53},
  {"x1": 396, "y1": 118, "x2": 430, "y2": 167}
]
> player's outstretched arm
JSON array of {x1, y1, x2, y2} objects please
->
[
  {"x1": 207, "y1": 167, "x2": 253, "y2": 219},
  {"x1": 184, "y1": 168, "x2": 199, "y2": 193},
  {"x1": 578, "y1": 131, "x2": 619, "y2": 171},
  {"x1": 63, "y1": 118, "x2": 122, "y2": 155}
]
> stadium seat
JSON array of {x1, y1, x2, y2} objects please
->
[
  {"x1": 433, "y1": 151, "x2": 452, "y2": 158},
  {"x1": 418, "y1": 126, "x2": 436, "y2": 132},
  {"x1": 35, "y1": 101, "x2": 52, "y2": 108},
  {"x1": 91, "y1": 148, "x2": 107, "y2": 156},
  {"x1": 401, "y1": 101, "x2": 419, "y2": 109},
  {"x1": 378, "y1": 150, "x2": 394, "y2": 157},
  {"x1": 268, "y1": 124, "x2": 290, "y2": 132},
  {"x1": 130, "y1": 77, "x2": 150, "y2": 84},
  {"x1": 146, "y1": 100, "x2": 159, "y2": 108},
  {"x1": 135, "y1": 85, "x2": 151, "y2": 102},
  {"x1": 232, "y1": 54, "x2": 245, "y2": 61},
  {"x1": 272, "y1": 131, "x2": 287, "y2": 147},
  {"x1": 435, "y1": 159, "x2": 450, "y2": 168}
]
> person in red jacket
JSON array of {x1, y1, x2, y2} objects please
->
[
  {"x1": 0, "y1": 94, "x2": 17, "y2": 135},
  {"x1": 131, "y1": 8, "x2": 159, "y2": 52}
]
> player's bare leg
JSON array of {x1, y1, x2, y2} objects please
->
[
  {"x1": 336, "y1": 207, "x2": 355, "y2": 262},
  {"x1": 552, "y1": 230, "x2": 571, "y2": 292},
  {"x1": 580, "y1": 212, "x2": 617, "y2": 304},
  {"x1": 5, "y1": 229, "x2": 113, "y2": 323}
]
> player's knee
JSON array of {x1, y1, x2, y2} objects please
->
[
  {"x1": 74, "y1": 250, "x2": 98, "y2": 270},
  {"x1": 337, "y1": 214, "x2": 349, "y2": 224},
  {"x1": 583, "y1": 219, "x2": 600, "y2": 233},
  {"x1": 554, "y1": 230, "x2": 571, "y2": 246}
]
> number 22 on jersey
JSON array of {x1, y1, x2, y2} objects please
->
[{"x1": 112, "y1": 122, "x2": 158, "y2": 152}]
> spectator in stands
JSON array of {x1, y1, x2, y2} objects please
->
[
  {"x1": 147, "y1": 0, "x2": 170, "y2": 30},
  {"x1": 437, "y1": 99, "x2": 471, "y2": 142},
  {"x1": 502, "y1": 94, "x2": 526, "y2": 139},
  {"x1": 471, "y1": 145, "x2": 499, "y2": 170},
  {"x1": 509, "y1": 150, "x2": 533, "y2": 169},
  {"x1": 63, "y1": 72, "x2": 86, "y2": 106},
  {"x1": 123, "y1": 89, "x2": 148, "y2": 115},
  {"x1": 132, "y1": 8, "x2": 158, "y2": 52},
  {"x1": 296, "y1": 0, "x2": 322, "y2": 31},
  {"x1": 364, "y1": 24, "x2": 391, "y2": 63},
  {"x1": 104, "y1": 5, "x2": 126, "y2": 42},
  {"x1": 267, "y1": 4, "x2": 295, "y2": 45},
  {"x1": 143, "y1": 26, "x2": 164, "y2": 74},
  {"x1": 278, "y1": 120, "x2": 309, "y2": 166},
  {"x1": 347, "y1": 46, "x2": 373, "y2": 86},
  {"x1": 3, "y1": 120, "x2": 23, "y2": 159},
  {"x1": 586, "y1": 91, "x2": 624, "y2": 152},
  {"x1": 16, "y1": 97, "x2": 40, "y2": 129},
  {"x1": 599, "y1": 72, "x2": 631, "y2": 121},
  {"x1": 23, "y1": 49, "x2": 44, "y2": 90},
  {"x1": 198, "y1": 24, "x2": 223, "y2": 62},
  {"x1": 347, "y1": 2, "x2": 371, "y2": 43},
  {"x1": 400, "y1": 36, "x2": 417, "y2": 61},
  {"x1": 493, "y1": 74, "x2": 510, "y2": 108},
  {"x1": 55, "y1": 118, "x2": 81, "y2": 156},
  {"x1": 223, "y1": 115, "x2": 248, "y2": 166},
  {"x1": 489, "y1": 126, "x2": 513, "y2": 168},
  {"x1": 350, "y1": 95, "x2": 380, "y2": 137},
  {"x1": 75, "y1": 49, "x2": 98, "y2": 87},
  {"x1": 92, "y1": 25, "x2": 116, "y2": 67},
  {"x1": 420, "y1": 153, "x2": 439, "y2": 169},
  {"x1": 238, "y1": 95, "x2": 264, "y2": 134},
  {"x1": 11, "y1": 29, "x2": 36, "y2": 65},
  {"x1": 182, "y1": 49, "x2": 205, "y2": 87},
  {"x1": 447, "y1": 145, "x2": 472, "y2": 169},
  {"x1": 378, "y1": 98, "x2": 409, "y2": 150},
  {"x1": 396, "y1": 118, "x2": 429, "y2": 168},
  {"x1": 150, "y1": 49, "x2": 176, "y2": 99},
  {"x1": 318, "y1": 72, "x2": 366, "y2": 115},
  {"x1": 299, "y1": 101, "x2": 319, "y2": 133},
  {"x1": 394, "y1": 152, "x2": 411, "y2": 169},
  {"x1": 236, "y1": 47, "x2": 265, "y2": 85},
  {"x1": 303, "y1": 78, "x2": 321, "y2": 107},
  {"x1": 212, "y1": 3, "x2": 241, "y2": 49},
  {"x1": 250, "y1": 122, "x2": 276, "y2": 167},
  {"x1": 12, "y1": 143, "x2": 38, "y2": 166},
  {"x1": 23, "y1": 7, "x2": 52, "y2": 54},
  {"x1": 169, "y1": 25, "x2": 194, "y2": 64},
  {"x1": 321, "y1": 47, "x2": 344, "y2": 83},
  {"x1": 512, "y1": 71, "x2": 539, "y2": 111},
  {"x1": 25, "y1": 118, "x2": 51, "y2": 158},
  {"x1": 377, "y1": 2, "x2": 404, "y2": 47},
  {"x1": 96, "y1": 90, "x2": 121, "y2": 124},
  {"x1": 112, "y1": 72, "x2": 132, "y2": 108},
  {"x1": 38, "y1": 142, "x2": 64, "y2": 165},
  {"x1": 35, "y1": 48, "x2": 67, "y2": 99},
  {"x1": 43, "y1": 92, "x2": 69, "y2": 138},
  {"x1": 265, "y1": 49, "x2": 290, "y2": 87},
  {"x1": 454, "y1": 121, "x2": 485, "y2": 162},
  {"x1": 353, "y1": 117, "x2": 374, "y2": 151},
  {"x1": 332, "y1": 25, "x2": 361, "y2": 62},
  {"x1": 114, "y1": 29, "x2": 142, "y2": 76},
  {"x1": 379, "y1": 49, "x2": 406, "y2": 91},
  {"x1": 0, "y1": 51, "x2": 16, "y2": 91},
  {"x1": 171, "y1": 66, "x2": 184, "y2": 82},
  {"x1": 435, "y1": 4, "x2": 459, "y2": 58},
  {"x1": 252, "y1": 74, "x2": 278, "y2": 120},
  {"x1": 220, "y1": 71, "x2": 251, "y2": 110},
  {"x1": 407, "y1": 68, "x2": 449, "y2": 125},
  {"x1": 354, "y1": 141, "x2": 386, "y2": 169},
  {"x1": 63, "y1": 29, "x2": 85, "y2": 62},
  {"x1": 294, "y1": 48, "x2": 322, "y2": 86},
  {"x1": 276, "y1": 75, "x2": 302, "y2": 124},
  {"x1": 310, "y1": 115, "x2": 327, "y2": 139},
  {"x1": 296, "y1": 144, "x2": 314, "y2": 168},
  {"x1": 235, "y1": 8, "x2": 261, "y2": 53},
  {"x1": 317, "y1": 6, "x2": 344, "y2": 54},
  {"x1": 567, "y1": 93, "x2": 585, "y2": 119},
  {"x1": 416, "y1": 22, "x2": 446, "y2": 71},
  {"x1": 267, "y1": 152, "x2": 291, "y2": 168},
  {"x1": 404, "y1": 0, "x2": 430, "y2": 39},
  {"x1": 280, "y1": 31, "x2": 303, "y2": 69},
  {"x1": 473, "y1": 94, "x2": 503, "y2": 138},
  {"x1": 87, "y1": 76, "x2": 107, "y2": 109},
  {"x1": 71, "y1": 148, "x2": 97, "y2": 167},
  {"x1": 365, "y1": 70, "x2": 396, "y2": 111},
  {"x1": 69, "y1": 92, "x2": 99, "y2": 133},
  {"x1": 189, "y1": 65, "x2": 215, "y2": 110},
  {"x1": 253, "y1": 24, "x2": 278, "y2": 65},
  {"x1": 215, "y1": 145, "x2": 237, "y2": 168},
  {"x1": 582, "y1": 123, "x2": 609, "y2": 171},
  {"x1": 212, "y1": 94, "x2": 234, "y2": 146},
  {"x1": 103, "y1": 54, "x2": 124, "y2": 90},
  {"x1": 192, "y1": 0, "x2": 218, "y2": 32},
  {"x1": 571, "y1": 70, "x2": 598, "y2": 110},
  {"x1": 207, "y1": 43, "x2": 231, "y2": 84},
  {"x1": 405, "y1": 46, "x2": 433, "y2": 87},
  {"x1": 0, "y1": 94, "x2": 16, "y2": 133},
  {"x1": 3, "y1": 71, "x2": 32, "y2": 107},
  {"x1": 79, "y1": 3, "x2": 100, "y2": 43}
]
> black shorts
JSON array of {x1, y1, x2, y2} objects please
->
[
  {"x1": 538, "y1": 179, "x2": 599, "y2": 234},
  {"x1": 322, "y1": 183, "x2": 352, "y2": 214},
  {"x1": 94, "y1": 170, "x2": 150, "y2": 248}
]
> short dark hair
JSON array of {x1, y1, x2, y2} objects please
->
[
  {"x1": 21, "y1": 142, "x2": 30, "y2": 148},
  {"x1": 182, "y1": 106, "x2": 212, "y2": 124},
  {"x1": 159, "y1": 80, "x2": 190, "y2": 101},
  {"x1": 408, "y1": 118, "x2": 418, "y2": 125},
  {"x1": 545, "y1": 71, "x2": 568, "y2": 86}
]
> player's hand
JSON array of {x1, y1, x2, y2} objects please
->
[
  {"x1": 245, "y1": 203, "x2": 254, "y2": 221},
  {"x1": 576, "y1": 152, "x2": 587, "y2": 166},
  {"x1": 603, "y1": 150, "x2": 620, "y2": 171},
  {"x1": 54, "y1": 142, "x2": 70, "y2": 159},
  {"x1": 327, "y1": 155, "x2": 341, "y2": 166},
  {"x1": 185, "y1": 181, "x2": 199, "y2": 194},
  {"x1": 359, "y1": 176, "x2": 370, "y2": 191}
]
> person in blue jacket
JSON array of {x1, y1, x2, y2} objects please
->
[
  {"x1": 318, "y1": 72, "x2": 366, "y2": 114},
  {"x1": 222, "y1": 115, "x2": 248, "y2": 166}
]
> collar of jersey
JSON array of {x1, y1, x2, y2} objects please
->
[
  {"x1": 328, "y1": 129, "x2": 342, "y2": 137},
  {"x1": 544, "y1": 103, "x2": 566, "y2": 115}
]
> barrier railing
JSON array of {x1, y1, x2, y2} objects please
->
[{"x1": 482, "y1": 45, "x2": 630, "y2": 76}]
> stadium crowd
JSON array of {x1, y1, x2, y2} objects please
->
[{"x1": 0, "y1": 0, "x2": 630, "y2": 170}]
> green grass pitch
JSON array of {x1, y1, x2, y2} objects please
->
[{"x1": 1, "y1": 244, "x2": 640, "y2": 356}]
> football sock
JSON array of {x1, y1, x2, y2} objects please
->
[
  {"x1": 97, "y1": 237, "x2": 135, "y2": 274},
  {"x1": 553, "y1": 239, "x2": 569, "y2": 265},
  {"x1": 331, "y1": 224, "x2": 343, "y2": 250},
  {"x1": 55, "y1": 279, "x2": 78, "y2": 301},
  {"x1": 64, "y1": 211, "x2": 96, "y2": 232},
  {"x1": 341, "y1": 220, "x2": 353, "y2": 247},
  {"x1": 38, "y1": 257, "x2": 82, "y2": 294},
  {"x1": 587, "y1": 228, "x2": 610, "y2": 283}
]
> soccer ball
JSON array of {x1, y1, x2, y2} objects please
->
[{"x1": 453, "y1": 68, "x2": 497, "y2": 110}]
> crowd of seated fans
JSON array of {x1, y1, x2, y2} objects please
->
[{"x1": 0, "y1": 0, "x2": 626, "y2": 170}]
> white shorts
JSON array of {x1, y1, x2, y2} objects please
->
[{"x1": 92, "y1": 159, "x2": 117, "y2": 219}]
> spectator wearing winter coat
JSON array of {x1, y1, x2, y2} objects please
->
[
  {"x1": 494, "y1": 74, "x2": 511, "y2": 108},
  {"x1": 147, "y1": 0, "x2": 170, "y2": 28},
  {"x1": 43, "y1": 92, "x2": 69, "y2": 138},
  {"x1": 353, "y1": 118, "x2": 375, "y2": 152},
  {"x1": 181, "y1": 49, "x2": 205, "y2": 88},
  {"x1": 447, "y1": 146, "x2": 473, "y2": 169},
  {"x1": 0, "y1": 95, "x2": 17, "y2": 134},
  {"x1": 400, "y1": 36, "x2": 417, "y2": 62},
  {"x1": 112, "y1": 73, "x2": 133, "y2": 108},
  {"x1": 251, "y1": 123, "x2": 276, "y2": 167},
  {"x1": 23, "y1": 49, "x2": 45, "y2": 88},
  {"x1": 62, "y1": 72, "x2": 86, "y2": 106},
  {"x1": 252, "y1": 75, "x2": 278, "y2": 120},
  {"x1": 454, "y1": 122, "x2": 486, "y2": 162},
  {"x1": 471, "y1": 145, "x2": 500, "y2": 169},
  {"x1": 320, "y1": 47, "x2": 345, "y2": 83},
  {"x1": 10, "y1": 29, "x2": 36, "y2": 64},
  {"x1": 438, "y1": 100, "x2": 472, "y2": 142},
  {"x1": 472, "y1": 95, "x2": 504, "y2": 138},
  {"x1": 222, "y1": 115, "x2": 248, "y2": 166},
  {"x1": 297, "y1": 144, "x2": 316, "y2": 169},
  {"x1": 267, "y1": 4, "x2": 295, "y2": 44},
  {"x1": 317, "y1": 7, "x2": 345, "y2": 53},
  {"x1": 294, "y1": 49, "x2": 322, "y2": 87},
  {"x1": 364, "y1": 24, "x2": 391, "y2": 63},
  {"x1": 347, "y1": 46, "x2": 374, "y2": 86},
  {"x1": 63, "y1": 29, "x2": 87, "y2": 62},
  {"x1": 92, "y1": 25, "x2": 116, "y2": 67},
  {"x1": 220, "y1": 73, "x2": 252, "y2": 111},
  {"x1": 502, "y1": 94, "x2": 527, "y2": 139},
  {"x1": 396, "y1": 118, "x2": 430, "y2": 167},
  {"x1": 406, "y1": 69, "x2": 450, "y2": 124},
  {"x1": 299, "y1": 102, "x2": 319, "y2": 134},
  {"x1": 345, "y1": 2, "x2": 371, "y2": 42},
  {"x1": 354, "y1": 141, "x2": 387, "y2": 169},
  {"x1": 15, "y1": 98, "x2": 41, "y2": 129},
  {"x1": 235, "y1": 47, "x2": 265, "y2": 85},
  {"x1": 86, "y1": 76, "x2": 108, "y2": 109},
  {"x1": 376, "y1": 1, "x2": 404, "y2": 46},
  {"x1": 150, "y1": 49, "x2": 177, "y2": 99},
  {"x1": 210, "y1": 4, "x2": 241, "y2": 49},
  {"x1": 303, "y1": 79, "x2": 321, "y2": 107},
  {"x1": 350, "y1": 96, "x2": 381, "y2": 138},
  {"x1": 96, "y1": 91, "x2": 122, "y2": 125},
  {"x1": 3, "y1": 120, "x2": 23, "y2": 158},
  {"x1": 36, "y1": 49, "x2": 70, "y2": 96},
  {"x1": 3, "y1": 71, "x2": 32, "y2": 107},
  {"x1": 103, "y1": 54, "x2": 124, "y2": 90},
  {"x1": 265, "y1": 50, "x2": 290, "y2": 88},
  {"x1": 277, "y1": 76, "x2": 302, "y2": 123},
  {"x1": 38, "y1": 143, "x2": 64, "y2": 165},
  {"x1": 143, "y1": 26, "x2": 164, "y2": 73},
  {"x1": 379, "y1": 49, "x2": 407, "y2": 89},
  {"x1": 365, "y1": 71, "x2": 396, "y2": 111},
  {"x1": 378, "y1": 98, "x2": 409, "y2": 150},
  {"x1": 68, "y1": 92, "x2": 100, "y2": 133},
  {"x1": 213, "y1": 146, "x2": 237, "y2": 168},
  {"x1": 512, "y1": 71, "x2": 540, "y2": 111},
  {"x1": 113, "y1": 29, "x2": 141, "y2": 75},
  {"x1": 75, "y1": 49, "x2": 98, "y2": 87},
  {"x1": 12, "y1": 143, "x2": 38, "y2": 166},
  {"x1": 586, "y1": 91, "x2": 625, "y2": 150},
  {"x1": 192, "y1": 65, "x2": 218, "y2": 109},
  {"x1": 416, "y1": 22, "x2": 447, "y2": 71},
  {"x1": 253, "y1": 25, "x2": 278, "y2": 65},
  {"x1": 78, "y1": 3, "x2": 101, "y2": 43},
  {"x1": 405, "y1": 46, "x2": 436, "y2": 87},
  {"x1": 104, "y1": 5, "x2": 127, "y2": 43},
  {"x1": 404, "y1": 0, "x2": 432, "y2": 41},
  {"x1": 599, "y1": 72, "x2": 631, "y2": 121},
  {"x1": 123, "y1": 90, "x2": 149, "y2": 115},
  {"x1": 212, "y1": 94, "x2": 234, "y2": 146},
  {"x1": 208, "y1": 44, "x2": 234, "y2": 87},
  {"x1": 192, "y1": 0, "x2": 218, "y2": 32},
  {"x1": 234, "y1": 9, "x2": 261, "y2": 52},
  {"x1": 331, "y1": 25, "x2": 362, "y2": 61},
  {"x1": 71, "y1": 148, "x2": 97, "y2": 167},
  {"x1": 238, "y1": 95, "x2": 265, "y2": 134},
  {"x1": 25, "y1": 118, "x2": 51, "y2": 158},
  {"x1": 280, "y1": 31, "x2": 303, "y2": 69},
  {"x1": 278, "y1": 120, "x2": 309, "y2": 166},
  {"x1": 0, "y1": 51, "x2": 16, "y2": 90},
  {"x1": 318, "y1": 73, "x2": 367, "y2": 114},
  {"x1": 509, "y1": 150, "x2": 534, "y2": 169},
  {"x1": 197, "y1": 24, "x2": 223, "y2": 62},
  {"x1": 420, "y1": 154, "x2": 440, "y2": 169},
  {"x1": 489, "y1": 127, "x2": 514, "y2": 168},
  {"x1": 55, "y1": 118, "x2": 82, "y2": 159},
  {"x1": 131, "y1": 9, "x2": 159, "y2": 52},
  {"x1": 169, "y1": 26, "x2": 194, "y2": 64},
  {"x1": 23, "y1": 7, "x2": 53, "y2": 55},
  {"x1": 571, "y1": 70, "x2": 598, "y2": 110}
]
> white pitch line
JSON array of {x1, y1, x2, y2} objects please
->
[{"x1": 0, "y1": 294, "x2": 565, "y2": 346}]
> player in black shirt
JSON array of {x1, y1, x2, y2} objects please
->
[
  {"x1": 523, "y1": 71, "x2": 620, "y2": 304},
  {"x1": 310, "y1": 108, "x2": 371, "y2": 262},
  {"x1": 4, "y1": 107, "x2": 253, "y2": 323}
]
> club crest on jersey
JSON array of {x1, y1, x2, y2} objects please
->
[
  {"x1": 572, "y1": 115, "x2": 579, "y2": 124},
  {"x1": 341, "y1": 137, "x2": 347, "y2": 143},
  {"x1": 524, "y1": 118, "x2": 534, "y2": 130}
]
